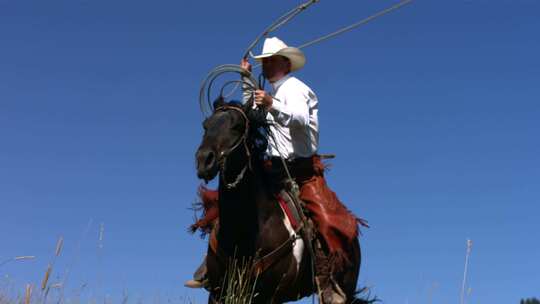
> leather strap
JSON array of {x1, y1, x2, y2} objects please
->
[{"x1": 252, "y1": 225, "x2": 303, "y2": 275}]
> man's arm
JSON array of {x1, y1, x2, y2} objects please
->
[
  {"x1": 255, "y1": 84, "x2": 311, "y2": 128},
  {"x1": 240, "y1": 59, "x2": 255, "y2": 104},
  {"x1": 269, "y1": 89, "x2": 310, "y2": 127}
]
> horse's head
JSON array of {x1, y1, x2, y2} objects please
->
[{"x1": 196, "y1": 100, "x2": 251, "y2": 183}]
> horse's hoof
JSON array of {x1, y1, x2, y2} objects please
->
[
  {"x1": 322, "y1": 283, "x2": 347, "y2": 304},
  {"x1": 322, "y1": 291, "x2": 346, "y2": 304}
]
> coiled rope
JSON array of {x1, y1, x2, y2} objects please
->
[{"x1": 198, "y1": 64, "x2": 258, "y2": 116}]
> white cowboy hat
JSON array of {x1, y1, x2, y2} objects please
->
[{"x1": 253, "y1": 37, "x2": 306, "y2": 72}]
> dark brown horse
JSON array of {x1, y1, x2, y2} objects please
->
[{"x1": 195, "y1": 100, "x2": 366, "y2": 304}]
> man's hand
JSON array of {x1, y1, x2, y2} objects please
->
[
  {"x1": 240, "y1": 58, "x2": 252, "y2": 72},
  {"x1": 255, "y1": 90, "x2": 273, "y2": 109}
]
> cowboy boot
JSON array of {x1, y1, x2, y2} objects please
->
[
  {"x1": 184, "y1": 255, "x2": 209, "y2": 289},
  {"x1": 314, "y1": 241, "x2": 347, "y2": 304}
]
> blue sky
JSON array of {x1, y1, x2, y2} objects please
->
[{"x1": 1, "y1": 0, "x2": 539, "y2": 303}]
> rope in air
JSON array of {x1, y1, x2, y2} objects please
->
[
  {"x1": 302, "y1": 0, "x2": 412, "y2": 49},
  {"x1": 199, "y1": 0, "x2": 413, "y2": 113},
  {"x1": 243, "y1": 0, "x2": 320, "y2": 60},
  {"x1": 251, "y1": 0, "x2": 413, "y2": 68}
]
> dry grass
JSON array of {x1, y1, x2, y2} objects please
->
[
  {"x1": 24, "y1": 284, "x2": 31, "y2": 304},
  {"x1": 214, "y1": 255, "x2": 259, "y2": 304}
]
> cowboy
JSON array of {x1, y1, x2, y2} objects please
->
[{"x1": 187, "y1": 37, "x2": 364, "y2": 304}]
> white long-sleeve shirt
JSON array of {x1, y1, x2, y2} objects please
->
[{"x1": 265, "y1": 75, "x2": 319, "y2": 159}]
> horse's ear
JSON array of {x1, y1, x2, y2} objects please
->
[{"x1": 212, "y1": 96, "x2": 226, "y2": 111}]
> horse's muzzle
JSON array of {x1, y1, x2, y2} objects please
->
[{"x1": 196, "y1": 149, "x2": 219, "y2": 182}]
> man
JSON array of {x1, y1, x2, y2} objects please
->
[
  {"x1": 243, "y1": 37, "x2": 318, "y2": 162},
  {"x1": 187, "y1": 37, "x2": 364, "y2": 304}
]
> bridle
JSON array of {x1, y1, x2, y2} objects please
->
[{"x1": 214, "y1": 105, "x2": 252, "y2": 189}]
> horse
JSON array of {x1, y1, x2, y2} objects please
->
[{"x1": 194, "y1": 100, "x2": 366, "y2": 304}]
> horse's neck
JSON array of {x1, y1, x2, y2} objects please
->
[{"x1": 218, "y1": 168, "x2": 276, "y2": 256}]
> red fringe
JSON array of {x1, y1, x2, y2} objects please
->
[{"x1": 189, "y1": 186, "x2": 219, "y2": 236}]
